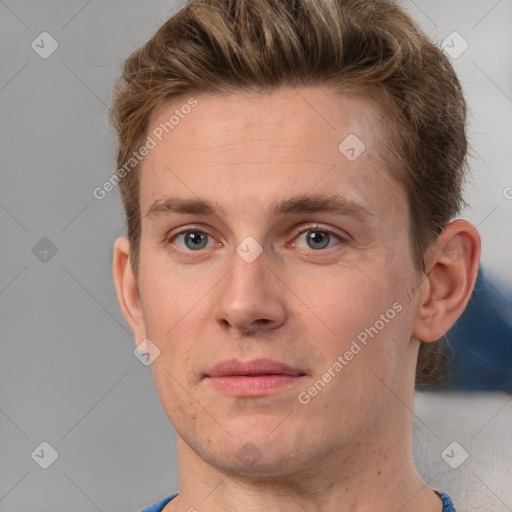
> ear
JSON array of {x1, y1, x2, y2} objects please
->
[
  {"x1": 113, "y1": 237, "x2": 147, "y2": 344},
  {"x1": 412, "y1": 219, "x2": 481, "y2": 342}
]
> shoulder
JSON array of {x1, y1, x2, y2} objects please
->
[
  {"x1": 434, "y1": 490, "x2": 457, "y2": 512},
  {"x1": 139, "y1": 492, "x2": 179, "y2": 512}
]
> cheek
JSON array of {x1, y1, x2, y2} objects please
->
[
  {"x1": 288, "y1": 259, "x2": 405, "y2": 340},
  {"x1": 296, "y1": 272, "x2": 412, "y2": 416},
  {"x1": 139, "y1": 255, "x2": 210, "y2": 338},
  {"x1": 138, "y1": 278, "x2": 209, "y2": 402},
  {"x1": 287, "y1": 257, "x2": 414, "y2": 399}
]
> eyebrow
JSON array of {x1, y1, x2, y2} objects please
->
[{"x1": 145, "y1": 194, "x2": 373, "y2": 221}]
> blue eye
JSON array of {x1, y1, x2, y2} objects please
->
[
  {"x1": 173, "y1": 231, "x2": 212, "y2": 251},
  {"x1": 167, "y1": 225, "x2": 345, "y2": 254},
  {"x1": 294, "y1": 229, "x2": 343, "y2": 250}
]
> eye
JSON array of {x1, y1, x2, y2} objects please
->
[
  {"x1": 170, "y1": 230, "x2": 216, "y2": 251},
  {"x1": 292, "y1": 227, "x2": 345, "y2": 250}
]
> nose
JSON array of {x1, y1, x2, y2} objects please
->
[{"x1": 212, "y1": 244, "x2": 286, "y2": 335}]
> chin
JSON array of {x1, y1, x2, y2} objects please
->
[
  {"x1": 206, "y1": 445, "x2": 309, "y2": 478},
  {"x1": 201, "y1": 425, "x2": 311, "y2": 476}
]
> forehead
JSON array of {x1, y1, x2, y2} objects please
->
[
  {"x1": 139, "y1": 86, "x2": 406, "y2": 220},
  {"x1": 148, "y1": 86, "x2": 384, "y2": 157}
]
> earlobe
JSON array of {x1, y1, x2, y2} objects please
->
[
  {"x1": 113, "y1": 237, "x2": 146, "y2": 342},
  {"x1": 412, "y1": 220, "x2": 481, "y2": 342}
]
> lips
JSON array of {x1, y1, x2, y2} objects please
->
[
  {"x1": 206, "y1": 358, "x2": 305, "y2": 378},
  {"x1": 204, "y1": 358, "x2": 306, "y2": 397}
]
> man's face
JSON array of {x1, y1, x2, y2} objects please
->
[{"x1": 135, "y1": 86, "x2": 421, "y2": 475}]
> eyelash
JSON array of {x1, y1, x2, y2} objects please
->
[{"x1": 165, "y1": 224, "x2": 347, "y2": 254}]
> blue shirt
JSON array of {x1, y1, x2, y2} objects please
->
[{"x1": 140, "y1": 490, "x2": 455, "y2": 511}]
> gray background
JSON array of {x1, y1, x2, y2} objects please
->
[{"x1": 1, "y1": 1, "x2": 511, "y2": 511}]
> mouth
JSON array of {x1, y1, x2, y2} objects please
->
[{"x1": 204, "y1": 358, "x2": 307, "y2": 397}]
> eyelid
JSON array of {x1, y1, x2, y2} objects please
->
[
  {"x1": 166, "y1": 223, "x2": 214, "y2": 239},
  {"x1": 292, "y1": 223, "x2": 349, "y2": 244}
]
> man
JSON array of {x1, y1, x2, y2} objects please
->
[{"x1": 110, "y1": 0, "x2": 480, "y2": 510}]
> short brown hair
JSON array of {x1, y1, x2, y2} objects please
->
[{"x1": 109, "y1": 0, "x2": 468, "y2": 386}]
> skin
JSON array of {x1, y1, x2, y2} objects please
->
[{"x1": 113, "y1": 86, "x2": 480, "y2": 512}]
